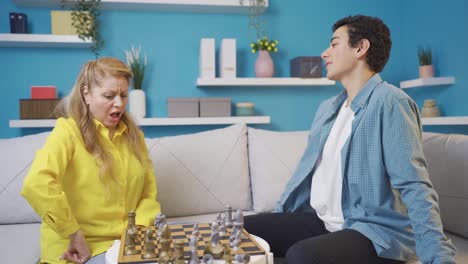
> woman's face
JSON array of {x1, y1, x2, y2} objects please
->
[{"x1": 83, "y1": 76, "x2": 129, "y2": 129}]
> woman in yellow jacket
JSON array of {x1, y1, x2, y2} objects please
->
[{"x1": 22, "y1": 57, "x2": 161, "y2": 264}]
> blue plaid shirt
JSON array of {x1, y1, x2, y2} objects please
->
[{"x1": 276, "y1": 74, "x2": 456, "y2": 263}]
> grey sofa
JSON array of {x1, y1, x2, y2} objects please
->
[{"x1": 0, "y1": 124, "x2": 467, "y2": 263}]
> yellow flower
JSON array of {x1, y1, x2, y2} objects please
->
[{"x1": 250, "y1": 37, "x2": 279, "y2": 53}]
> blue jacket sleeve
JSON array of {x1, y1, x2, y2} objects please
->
[{"x1": 382, "y1": 98, "x2": 456, "y2": 264}]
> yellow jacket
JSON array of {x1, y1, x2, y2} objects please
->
[{"x1": 22, "y1": 117, "x2": 161, "y2": 263}]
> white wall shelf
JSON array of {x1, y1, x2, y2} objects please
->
[
  {"x1": 422, "y1": 116, "x2": 468, "y2": 126},
  {"x1": 13, "y1": 0, "x2": 268, "y2": 13},
  {"x1": 197, "y1": 78, "x2": 336, "y2": 87},
  {"x1": 9, "y1": 116, "x2": 270, "y2": 128},
  {"x1": 0, "y1": 34, "x2": 92, "y2": 48},
  {"x1": 400, "y1": 77, "x2": 455, "y2": 89}
]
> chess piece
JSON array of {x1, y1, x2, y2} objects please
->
[
  {"x1": 224, "y1": 205, "x2": 233, "y2": 228},
  {"x1": 158, "y1": 224, "x2": 173, "y2": 263},
  {"x1": 154, "y1": 213, "x2": 167, "y2": 230},
  {"x1": 231, "y1": 237, "x2": 242, "y2": 253},
  {"x1": 202, "y1": 254, "x2": 214, "y2": 264},
  {"x1": 124, "y1": 211, "x2": 138, "y2": 255},
  {"x1": 232, "y1": 222, "x2": 245, "y2": 239},
  {"x1": 204, "y1": 222, "x2": 223, "y2": 258},
  {"x1": 223, "y1": 244, "x2": 233, "y2": 264},
  {"x1": 219, "y1": 219, "x2": 227, "y2": 237},
  {"x1": 188, "y1": 233, "x2": 201, "y2": 264},
  {"x1": 142, "y1": 227, "x2": 156, "y2": 259},
  {"x1": 216, "y1": 212, "x2": 222, "y2": 226},
  {"x1": 192, "y1": 223, "x2": 200, "y2": 237},
  {"x1": 233, "y1": 210, "x2": 244, "y2": 225},
  {"x1": 234, "y1": 254, "x2": 251, "y2": 264},
  {"x1": 174, "y1": 239, "x2": 186, "y2": 264}
]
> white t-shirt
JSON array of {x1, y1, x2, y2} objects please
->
[{"x1": 310, "y1": 101, "x2": 355, "y2": 232}]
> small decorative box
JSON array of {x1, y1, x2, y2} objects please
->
[
  {"x1": 200, "y1": 97, "x2": 231, "y2": 117},
  {"x1": 31, "y1": 86, "x2": 57, "y2": 99},
  {"x1": 167, "y1": 98, "x2": 199, "y2": 117},
  {"x1": 290, "y1": 56, "x2": 322, "y2": 78},
  {"x1": 235, "y1": 102, "x2": 255, "y2": 116},
  {"x1": 20, "y1": 99, "x2": 61, "y2": 119}
]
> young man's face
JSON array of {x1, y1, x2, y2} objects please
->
[{"x1": 321, "y1": 25, "x2": 360, "y2": 81}]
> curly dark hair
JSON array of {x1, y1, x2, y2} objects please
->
[{"x1": 333, "y1": 15, "x2": 392, "y2": 73}]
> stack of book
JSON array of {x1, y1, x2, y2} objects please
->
[
  {"x1": 20, "y1": 86, "x2": 60, "y2": 119},
  {"x1": 9, "y1": 12, "x2": 28, "y2": 34}
]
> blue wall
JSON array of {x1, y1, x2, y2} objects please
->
[{"x1": 0, "y1": 0, "x2": 466, "y2": 139}]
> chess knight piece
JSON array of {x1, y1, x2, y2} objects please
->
[
  {"x1": 204, "y1": 222, "x2": 223, "y2": 258},
  {"x1": 142, "y1": 227, "x2": 156, "y2": 259},
  {"x1": 124, "y1": 211, "x2": 138, "y2": 255}
]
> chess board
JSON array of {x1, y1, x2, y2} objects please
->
[{"x1": 117, "y1": 223, "x2": 265, "y2": 264}]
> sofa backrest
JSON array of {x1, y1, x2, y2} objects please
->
[
  {"x1": 422, "y1": 132, "x2": 468, "y2": 238},
  {"x1": 3, "y1": 126, "x2": 467, "y2": 239},
  {"x1": 0, "y1": 132, "x2": 49, "y2": 224},
  {"x1": 146, "y1": 123, "x2": 252, "y2": 217}
]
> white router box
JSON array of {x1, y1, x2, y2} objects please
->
[
  {"x1": 199, "y1": 38, "x2": 215, "y2": 79},
  {"x1": 220, "y1": 38, "x2": 237, "y2": 78}
]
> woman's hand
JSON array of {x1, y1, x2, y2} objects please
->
[{"x1": 61, "y1": 229, "x2": 91, "y2": 264}]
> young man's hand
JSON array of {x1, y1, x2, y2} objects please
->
[{"x1": 60, "y1": 229, "x2": 91, "y2": 264}]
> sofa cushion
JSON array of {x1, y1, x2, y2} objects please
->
[
  {"x1": 145, "y1": 124, "x2": 251, "y2": 217},
  {"x1": 0, "y1": 133, "x2": 49, "y2": 224},
  {"x1": 248, "y1": 127, "x2": 308, "y2": 212},
  {"x1": 422, "y1": 132, "x2": 468, "y2": 238},
  {"x1": 0, "y1": 223, "x2": 41, "y2": 264}
]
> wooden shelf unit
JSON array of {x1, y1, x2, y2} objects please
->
[
  {"x1": 422, "y1": 116, "x2": 468, "y2": 126},
  {"x1": 13, "y1": 0, "x2": 268, "y2": 13},
  {"x1": 0, "y1": 34, "x2": 92, "y2": 48},
  {"x1": 197, "y1": 77, "x2": 336, "y2": 87},
  {"x1": 400, "y1": 77, "x2": 455, "y2": 89}
]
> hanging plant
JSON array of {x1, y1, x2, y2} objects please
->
[
  {"x1": 62, "y1": 0, "x2": 103, "y2": 57},
  {"x1": 239, "y1": 0, "x2": 267, "y2": 40}
]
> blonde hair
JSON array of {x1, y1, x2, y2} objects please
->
[{"x1": 56, "y1": 57, "x2": 148, "y2": 190}]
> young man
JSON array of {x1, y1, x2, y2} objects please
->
[{"x1": 244, "y1": 15, "x2": 456, "y2": 264}]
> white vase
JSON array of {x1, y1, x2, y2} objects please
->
[{"x1": 129, "y1": 89, "x2": 146, "y2": 118}]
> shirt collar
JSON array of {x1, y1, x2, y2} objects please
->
[
  {"x1": 92, "y1": 119, "x2": 127, "y2": 138},
  {"x1": 331, "y1": 73, "x2": 383, "y2": 112}
]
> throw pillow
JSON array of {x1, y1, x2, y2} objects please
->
[
  {"x1": 146, "y1": 123, "x2": 251, "y2": 217},
  {"x1": 248, "y1": 127, "x2": 308, "y2": 212}
]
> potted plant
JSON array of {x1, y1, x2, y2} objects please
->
[
  {"x1": 239, "y1": 0, "x2": 278, "y2": 77},
  {"x1": 250, "y1": 36, "x2": 279, "y2": 77},
  {"x1": 418, "y1": 46, "x2": 434, "y2": 78},
  {"x1": 59, "y1": 0, "x2": 103, "y2": 57},
  {"x1": 125, "y1": 45, "x2": 148, "y2": 118}
]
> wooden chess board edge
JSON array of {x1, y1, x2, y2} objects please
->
[{"x1": 117, "y1": 223, "x2": 266, "y2": 264}]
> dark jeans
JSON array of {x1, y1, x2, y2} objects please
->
[{"x1": 244, "y1": 212, "x2": 405, "y2": 264}]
